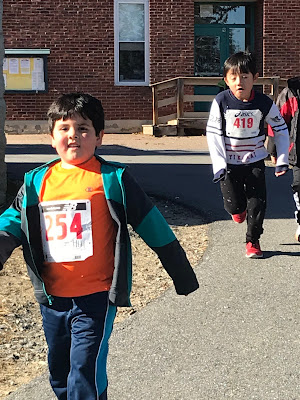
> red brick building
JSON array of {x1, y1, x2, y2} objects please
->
[{"x1": 3, "y1": 0, "x2": 300, "y2": 133}]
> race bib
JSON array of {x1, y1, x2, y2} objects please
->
[
  {"x1": 225, "y1": 109, "x2": 262, "y2": 138},
  {"x1": 39, "y1": 200, "x2": 93, "y2": 262}
]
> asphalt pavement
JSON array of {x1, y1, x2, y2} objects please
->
[{"x1": 4, "y1": 136, "x2": 300, "y2": 400}]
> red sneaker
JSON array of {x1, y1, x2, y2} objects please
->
[
  {"x1": 232, "y1": 210, "x2": 246, "y2": 223},
  {"x1": 246, "y1": 241, "x2": 263, "y2": 258},
  {"x1": 295, "y1": 225, "x2": 300, "y2": 242}
]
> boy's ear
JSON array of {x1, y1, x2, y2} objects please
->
[
  {"x1": 253, "y1": 72, "x2": 259, "y2": 82},
  {"x1": 51, "y1": 134, "x2": 56, "y2": 149},
  {"x1": 96, "y1": 130, "x2": 104, "y2": 147}
]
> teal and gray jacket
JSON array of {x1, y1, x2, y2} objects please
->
[{"x1": 0, "y1": 155, "x2": 199, "y2": 306}]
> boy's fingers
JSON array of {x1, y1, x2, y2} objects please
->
[
  {"x1": 270, "y1": 156, "x2": 277, "y2": 164},
  {"x1": 275, "y1": 170, "x2": 287, "y2": 177}
]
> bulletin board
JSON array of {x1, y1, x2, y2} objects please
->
[{"x1": 3, "y1": 50, "x2": 49, "y2": 93}]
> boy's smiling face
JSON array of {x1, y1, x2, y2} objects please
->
[
  {"x1": 51, "y1": 113, "x2": 103, "y2": 168},
  {"x1": 224, "y1": 68, "x2": 259, "y2": 101}
]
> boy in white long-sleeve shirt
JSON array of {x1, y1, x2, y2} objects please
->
[{"x1": 206, "y1": 51, "x2": 289, "y2": 258}]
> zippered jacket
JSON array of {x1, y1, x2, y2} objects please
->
[
  {"x1": 268, "y1": 77, "x2": 300, "y2": 166},
  {"x1": 0, "y1": 156, "x2": 199, "y2": 306}
]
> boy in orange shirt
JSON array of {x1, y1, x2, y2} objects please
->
[{"x1": 0, "y1": 93, "x2": 199, "y2": 400}]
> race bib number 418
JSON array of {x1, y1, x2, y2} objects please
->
[{"x1": 39, "y1": 200, "x2": 93, "y2": 263}]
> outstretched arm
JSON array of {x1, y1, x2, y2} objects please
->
[
  {"x1": 123, "y1": 170, "x2": 199, "y2": 296},
  {"x1": 0, "y1": 231, "x2": 21, "y2": 270},
  {"x1": 0, "y1": 186, "x2": 23, "y2": 269},
  {"x1": 206, "y1": 99, "x2": 227, "y2": 182}
]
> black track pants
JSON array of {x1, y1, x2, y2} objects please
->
[
  {"x1": 292, "y1": 165, "x2": 300, "y2": 223},
  {"x1": 220, "y1": 160, "x2": 266, "y2": 243}
]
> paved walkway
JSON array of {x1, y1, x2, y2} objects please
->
[{"x1": 5, "y1": 135, "x2": 300, "y2": 400}]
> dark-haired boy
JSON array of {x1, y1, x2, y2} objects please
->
[
  {"x1": 206, "y1": 52, "x2": 290, "y2": 258},
  {"x1": 0, "y1": 93, "x2": 199, "y2": 400}
]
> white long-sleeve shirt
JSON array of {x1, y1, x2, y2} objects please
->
[{"x1": 206, "y1": 89, "x2": 290, "y2": 181}]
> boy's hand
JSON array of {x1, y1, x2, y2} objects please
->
[
  {"x1": 213, "y1": 168, "x2": 226, "y2": 183},
  {"x1": 270, "y1": 155, "x2": 277, "y2": 164},
  {"x1": 275, "y1": 170, "x2": 287, "y2": 177},
  {"x1": 275, "y1": 164, "x2": 289, "y2": 177}
]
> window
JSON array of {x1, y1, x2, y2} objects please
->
[
  {"x1": 114, "y1": 0, "x2": 149, "y2": 86},
  {"x1": 194, "y1": 4, "x2": 253, "y2": 25},
  {"x1": 194, "y1": 3, "x2": 255, "y2": 65}
]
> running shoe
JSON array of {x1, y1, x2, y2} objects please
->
[
  {"x1": 246, "y1": 241, "x2": 263, "y2": 258},
  {"x1": 232, "y1": 210, "x2": 246, "y2": 223},
  {"x1": 295, "y1": 225, "x2": 300, "y2": 242}
]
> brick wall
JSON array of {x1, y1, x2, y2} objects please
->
[
  {"x1": 149, "y1": 0, "x2": 194, "y2": 82},
  {"x1": 263, "y1": 0, "x2": 300, "y2": 78},
  {"x1": 4, "y1": 0, "x2": 299, "y2": 126},
  {"x1": 3, "y1": 0, "x2": 195, "y2": 125},
  {"x1": 4, "y1": 1, "x2": 121, "y2": 121}
]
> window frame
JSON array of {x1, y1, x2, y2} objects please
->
[{"x1": 114, "y1": 0, "x2": 149, "y2": 86}]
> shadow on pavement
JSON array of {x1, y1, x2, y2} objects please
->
[
  {"x1": 262, "y1": 250, "x2": 300, "y2": 258},
  {"x1": 5, "y1": 143, "x2": 295, "y2": 223},
  {"x1": 5, "y1": 143, "x2": 208, "y2": 157}
]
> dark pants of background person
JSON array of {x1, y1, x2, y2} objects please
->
[
  {"x1": 220, "y1": 160, "x2": 266, "y2": 243},
  {"x1": 292, "y1": 165, "x2": 300, "y2": 223},
  {"x1": 40, "y1": 291, "x2": 116, "y2": 400}
]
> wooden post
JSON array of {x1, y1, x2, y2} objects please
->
[
  {"x1": 177, "y1": 78, "x2": 184, "y2": 119},
  {"x1": 273, "y1": 77, "x2": 280, "y2": 103},
  {"x1": 152, "y1": 86, "x2": 158, "y2": 126}
]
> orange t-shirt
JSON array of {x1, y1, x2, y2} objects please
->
[{"x1": 39, "y1": 157, "x2": 116, "y2": 297}]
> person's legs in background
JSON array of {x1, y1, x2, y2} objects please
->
[{"x1": 291, "y1": 165, "x2": 300, "y2": 242}]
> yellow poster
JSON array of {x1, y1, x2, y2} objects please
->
[{"x1": 4, "y1": 57, "x2": 45, "y2": 91}]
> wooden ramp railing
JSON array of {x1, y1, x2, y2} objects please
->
[{"x1": 146, "y1": 76, "x2": 287, "y2": 135}]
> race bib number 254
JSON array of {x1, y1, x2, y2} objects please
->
[{"x1": 39, "y1": 200, "x2": 93, "y2": 263}]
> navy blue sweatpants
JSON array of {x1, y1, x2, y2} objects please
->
[{"x1": 40, "y1": 292, "x2": 116, "y2": 400}]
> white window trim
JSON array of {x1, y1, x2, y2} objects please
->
[{"x1": 114, "y1": 0, "x2": 149, "y2": 86}]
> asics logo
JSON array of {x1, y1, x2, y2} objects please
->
[{"x1": 234, "y1": 111, "x2": 255, "y2": 117}]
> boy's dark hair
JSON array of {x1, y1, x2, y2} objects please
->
[
  {"x1": 47, "y1": 93, "x2": 104, "y2": 136},
  {"x1": 223, "y1": 51, "x2": 257, "y2": 78}
]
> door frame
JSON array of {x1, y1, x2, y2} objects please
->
[{"x1": 193, "y1": 2, "x2": 255, "y2": 111}]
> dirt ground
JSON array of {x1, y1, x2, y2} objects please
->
[
  {"x1": 0, "y1": 133, "x2": 209, "y2": 398},
  {"x1": 5, "y1": 131, "x2": 209, "y2": 151}
]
